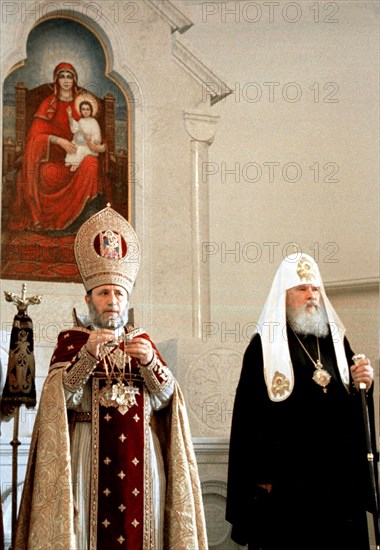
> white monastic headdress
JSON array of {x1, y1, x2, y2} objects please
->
[
  {"x1": 74, "y1": 205, "x2": 140, "y2": 294},
  {"x1": 256, "y1": 253, "x2": 350, "y2": 401}
]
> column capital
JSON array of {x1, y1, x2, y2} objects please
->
[{"x1": 183, "y1": 112, "x2": 220, "y2": 144}]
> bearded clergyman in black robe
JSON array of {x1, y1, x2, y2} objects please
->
[{"x1": 226, "y1": 253, "x2": 377, "y2": 550}]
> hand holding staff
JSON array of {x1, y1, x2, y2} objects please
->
[{"x1": 353, "y1": 354, "x2": 380, "y2": 550}]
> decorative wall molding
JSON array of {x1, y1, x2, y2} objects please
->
[
  {"x1": 145, "y1": 0, "x2": 193, "y2": 34},
  {"x1": 185, "y1": 349, "x2": 242, "y2": 429},
  {"x1": 193, "y1": 437, "x2": 230, "y2": 463},
  {"x1": 184, "y1": 112, "x2": 220, "y2": 143},
  {"x1": 193, "y1": 439, "x2": 238, "y2": 549},
  {"x1": 324, "y1": 277, "x2": 379, "y2": 292},
  {"x1": 172, "y1": 32, "x2": 233, "y2": 105},
  {"x1": 184, "y1": 113, "x2": 220, "y2": 337}
]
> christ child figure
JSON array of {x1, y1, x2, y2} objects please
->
[{"x1": 65, "y1": 99, "x2": 105, "y2": 172}]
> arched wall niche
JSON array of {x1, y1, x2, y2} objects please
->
[
  {"x1": 1, "y1": 11, "x2": 147, "y2": 287},
  {"x1": 1, "y1": 1, "x2": 232, "y2": 334}
]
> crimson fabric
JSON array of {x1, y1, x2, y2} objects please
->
[
  {"x1": 226, "y1": 326, "x2": 376, "y2": 550},
  {"x1": 13, "y1": 325, "x2": 208, "y2": 549},
  {"x1": 53, "y1": 328, "x2": 167, "y2": 548},
  {"x1": 53, "y1": 62, "x2": 78, "y2": 87},
  {"x1": 12, "y1": 93, "x2": 102, "y2": 231},
  {"x1": 94, "y1": 376, "x2": 145, "y2": 549}
]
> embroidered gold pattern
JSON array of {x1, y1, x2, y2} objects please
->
[
  {"x1": 296, "y1": 256, "x2": 317, "y2": 282},
  {"x1": 71, "y1": 411, "x2": 91, "y2": 422},
  {"x1": 271, "y1": 371, "x2": 290, "y2": 397},
  {"x1": 74, "y1": 205, "x2": 141, "y2": 294},
  {"x1": 102, "y1": 519, "x2": 110, "y2": 528},
  {"x1": 90, "y1": 378, "x2": 100, "y2": 549},
  {"x1": 103, "y1": 488, "x2": 111, "y2": 496},
  {"x1": 63, "y1": 347, "x2": 98, "y2": 392},
  {"x1": 87, "y1": 341, "x2": 168, "y2": 549},
  {"x1": 139, "y1": 354, "x2": 172, "y2": 393},
  {"x1": 104, "y1": 457, "x2": 111, "y2": 465}
]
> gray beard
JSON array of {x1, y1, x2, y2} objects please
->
[
  {"x1": 287, "y1": 303, "x2": 329, "y2": 338},
  {"x1": 88, "y1": 299, "x2": 129, "y2": 330}
]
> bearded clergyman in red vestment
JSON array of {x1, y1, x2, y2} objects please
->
[
  {"x1": 14, "y1": 206, "x2": 208, "y2": 549},
  {"x1": 11, "y1": 62, "x2": 104, "y2": 232}
]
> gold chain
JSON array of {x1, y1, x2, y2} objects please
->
[
  {"x1": 289, "y1": 326, "x2": 331, "y2": 393},
  {"x1": 290, "y1": 327, "x2": 321, "y2": 368},
  {"x1": 99, "y1": 334, "x2": 130, "y2": 384}
]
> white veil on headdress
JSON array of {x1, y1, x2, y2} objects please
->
[{"x1": 256, "y1": 253, "x2": 350, "y2": 401}]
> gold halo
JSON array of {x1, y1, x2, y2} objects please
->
[{"x1": 74, "y1": 91, "x2": 98, "y2": 117}]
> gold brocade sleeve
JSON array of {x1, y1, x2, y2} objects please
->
[
  {"x1": 139, "y1": 353, "x2": 173, "y2": 393},
  {"x1": 63, "y1": 346, "x2": 98, "y2": 392}
]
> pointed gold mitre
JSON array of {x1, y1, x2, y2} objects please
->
[{"x1": 74, "y1": 205, "x2": 141, "y2": 294}]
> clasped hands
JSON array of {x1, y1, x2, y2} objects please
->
[{"x1": 86, "y1": 329, "x2": 154, "y2": 366}]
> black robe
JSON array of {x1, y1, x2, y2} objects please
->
[{"x1": 226, "y1": 326, "x2": 377, "y2": 550}]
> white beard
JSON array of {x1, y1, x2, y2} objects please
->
[{"x1": 287, "y1": 301, "x2": 329, "y2": 338}]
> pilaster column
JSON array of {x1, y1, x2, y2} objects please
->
[{"x1": 184, "y1": 112, "x2": 220, "y2": 338}]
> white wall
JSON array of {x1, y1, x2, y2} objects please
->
[
  {"x1": 0, "y1": 0, "x2": 378, "y2": 445},
  {"x1": 184, "y1": 0, "x2": 379, "y2": 317},
  {"x1": 0, "y1": 1, "x2": 378, "y2": 546}
]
